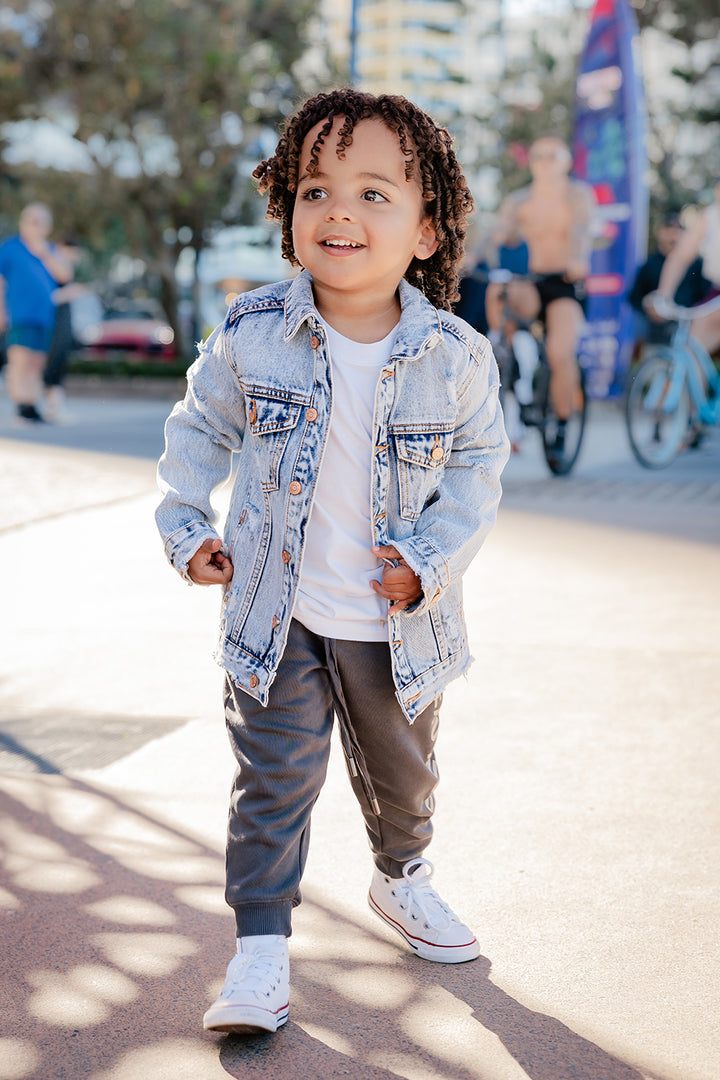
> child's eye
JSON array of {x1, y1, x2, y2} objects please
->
[
  {"x1": 363, "y1": 190, "x2": 387, "y2": 203},
  {"x1": 302, "y1": 187, "x2": 327, "y2": 201}
]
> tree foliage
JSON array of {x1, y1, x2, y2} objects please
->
[
  {"x1": 492, "y1": 30, "x2": 579, "y2": 196},
  {"x1": 632, "y1": 0, "x2": 719, "y2": 49},
  {"x1": 631, "y1": 0, "x2": 720, "y2": 213},
  {"x1": 0, "y1": 0, "x2": 322, "y2": 355}
]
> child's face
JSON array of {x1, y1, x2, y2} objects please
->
[{"x1": 292, "y1": 116, "x2": 437, "y2": 312}]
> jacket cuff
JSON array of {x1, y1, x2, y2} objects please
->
[
  {"x1": 392, "y1": 535, "x2": 450, "y2": 616},
  {"x1": 163, "y1": 521, "x2": 219, "y2": 585}
]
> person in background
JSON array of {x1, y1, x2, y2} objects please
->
[
  {"x1": 0, "y1": 203, "x2": 72, "y2": 423},
  {"x1": 486, "y1": 135, "x2": 595, "y2": 442},
  {"x1": 458, "y1": 237, "x2": 537, "y2": 450},
  {"x1": 628, "y1": 213, "x2": 708, "y2": 346},
  {"x1": 43, "y1": 238, "x2": 86, "y2": 423},
  {"x1": 455, "y1": 234, "x2": 529, "y2": 336},
  {"x1": 653, "y1": 182, "x2": 720, "y2": 355}
]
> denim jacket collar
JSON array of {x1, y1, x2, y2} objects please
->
[{"x1": 283, "y1": 269, "x2": 442, "y2": 360}]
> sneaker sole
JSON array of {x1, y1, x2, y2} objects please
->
[
  {"x1": 368, "y1": 892, "x2": 480, "y2": 964},
  {"x1": 203, "y1": 1002, "x2": 289, "y2": 1034}
]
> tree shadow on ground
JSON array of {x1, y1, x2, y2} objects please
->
[
  {"x1": 221, "y1": 890, "x2": 655, "y2": 1080},
  {"x1": 0, "y1": 743, "x2": 659, "y2": 1080}
]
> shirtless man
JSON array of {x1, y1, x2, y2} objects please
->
[{"x1": 486, "y1": 135, "x2": 595, "y2": 421}]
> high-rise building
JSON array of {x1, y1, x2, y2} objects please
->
[{"x1": 320, "y1": 0, "x2": 505, "y2": 209}]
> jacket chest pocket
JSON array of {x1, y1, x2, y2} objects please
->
[
  {"x1": 391, "y1": 427, "x2": 452, "y2": 521},
  {"x1": 247, "y1": 391, "x2": 303, "y2": 491}
]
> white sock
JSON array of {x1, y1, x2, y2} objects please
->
[
  {"x1": 512, "y1": 330, "x2": 538, "y2": 405},
  {"x1": 502, "y1": 393, "x2": 523, "y2": 443},
  {"x1": 237, "y1": 934, "x2": 287, "y2": 953}
]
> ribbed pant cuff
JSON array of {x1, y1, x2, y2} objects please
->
[{"x1": 232, "y1": 901, "x2": 293, "y2": 938}]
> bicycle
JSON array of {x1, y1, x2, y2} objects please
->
[
  {"x1": 625, "y1": 293, "x2": 720, "y2": 469},
  {"x1": 487, "y1": 269, "x2": 587, "y2": 476}
]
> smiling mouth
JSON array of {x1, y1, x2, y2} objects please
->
[{"x1": 321, "y1": 239, "x2": 364, "y2": 250}]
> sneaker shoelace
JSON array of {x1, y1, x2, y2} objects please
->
[
  {"x1": 223, "y1": 947, "x2": 285, "y2": 1001},
  {"x1": 392, "y1": 858, "x2": 456, "y2": 931}
]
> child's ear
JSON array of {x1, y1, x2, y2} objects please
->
[{"x1": 414, "y1": 217, "x2": 439, "y2": 261}]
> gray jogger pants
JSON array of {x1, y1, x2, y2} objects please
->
[{"x1": 223, "y1": 618, "x2": 441, "y2": 937}]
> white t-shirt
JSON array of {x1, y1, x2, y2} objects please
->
[{"x1": 293, "y1": 321, "x2": 398, "y2": 641}]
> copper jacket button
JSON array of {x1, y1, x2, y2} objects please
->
[
  {"x1": 431, "y1": 445, "x2": 444, "y2": 461},
  {"x1": 249, "y1": 674, "x2": 259, "y2": 688},
  {"x1": 288, "y1": 480, "x2": 302, "y2": 495},
  {"x1": 281, "y1": 550, "x2": 291, "y2": 564},
  {"x1": 310, "y1": 335, "x2": 320, "y2": 349},
  {"x1": 306, "y1": 407, "x2": 318, "y2": 422}
]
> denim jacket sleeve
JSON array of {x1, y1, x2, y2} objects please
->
[
  {"x1": 156, "y1": 323, "x2": 245, "y2": 582},
  {"x1": 392, "y1": 335, "x2": 509, "y2": 616}
]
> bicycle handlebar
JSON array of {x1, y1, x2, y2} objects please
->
[
  {"x1": 487, "y1": 268, "x2": 514, "y2": 284},
  {"x1": 466, "y1": 268, "x2": 544, "y2": 286},
  {"x1": 644, "y1": 291, "x2": 720, "y2": 322}
]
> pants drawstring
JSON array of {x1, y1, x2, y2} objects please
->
[{"x1": 326, "y1": 637, "x2": 382, "y2": 817}]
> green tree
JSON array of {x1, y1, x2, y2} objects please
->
[
  {"x1": 0, "y1": 0, "x2": 322, "y2": 356},
  {"x1": 633, "y1": 0, "x2": 719, "y2": 50},
  {"x1": 632, "y1": 0, "x2": 720, "y2": 213},
  {"x1": 492, "y1": 30, "x2": 579, "y2": 196}
]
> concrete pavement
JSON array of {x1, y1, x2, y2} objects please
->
[{"x1": 1, "y1": 383, "x2": 719, "y2": 1080}]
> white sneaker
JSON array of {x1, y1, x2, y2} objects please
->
[
  {"x1": 369, "y1": 858, "x2": 480, "y2": 964},
  {"x1": 203, "y1": 935, "x2": 289, "y2": 1034}
]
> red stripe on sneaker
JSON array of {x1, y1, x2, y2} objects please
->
[{"x1": 369, "y1": 891, "x2": 476, "y2": 951}]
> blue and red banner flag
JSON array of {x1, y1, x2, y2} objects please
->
[{"x1": 572, "y1": 0, "x2": 649, "y2": 398}]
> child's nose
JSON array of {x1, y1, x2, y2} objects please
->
[{"x1": 324, "y1": 196, "x2": 354, "y2": 222}]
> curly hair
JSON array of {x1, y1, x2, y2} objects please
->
[{"x1": 252, "y1": 88, "x2": 474, "y2": 310}]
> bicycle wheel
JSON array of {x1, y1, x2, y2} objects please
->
[
  {"x1": 539, "y1": 364, "x2": 587, "y2": 476},
  {"x1": 625, "y1": 352, "x2": 689, "y2": 468}
]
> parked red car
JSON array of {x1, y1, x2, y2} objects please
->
[{"x1": 78, "y1": 300, "x2": 176, "y2": 359}]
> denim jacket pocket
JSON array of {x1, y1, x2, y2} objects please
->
[
  {"x1": 391, "y1": 426, "x2": 453, "y2": 521},
  {"x1": 245, "y1": 387, "x2": 303, "y2": 491}
]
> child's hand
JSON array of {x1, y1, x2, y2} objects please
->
[
  {"x1": 188, "y1": 538, "x2": 234, "y2": 586},
  {"x1": 371, "y1": 544, "x2": 422, "y2": 615}
]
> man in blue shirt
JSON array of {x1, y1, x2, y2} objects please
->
[
  {"x1": 628, "y1": 213, "x2": 708, "y2": 346},
  {"x1": 0, "y1": 203, "x2": 72, "y2": 422}
]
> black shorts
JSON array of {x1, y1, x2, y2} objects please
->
[{"x1": 535, "y1": 274, "x2": 587, "y2": 322}]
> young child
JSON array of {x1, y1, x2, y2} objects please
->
[{"x1": 156, "y1": 88, "x2": 510, "y2": 1036}]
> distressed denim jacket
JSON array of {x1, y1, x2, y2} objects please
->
[{"x1": 156, "y1": 270, "x2": 509, "y2": 722}]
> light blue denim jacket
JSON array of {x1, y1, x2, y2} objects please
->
[{"x1": 157, "y1": 270, "x2": 509, "y2": 722}]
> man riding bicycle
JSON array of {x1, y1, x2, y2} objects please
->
[
  {"x1": 485, "y1": 136, "x2": 596, "y2": 439},
  {"x1": 654, "y1": 180, "x2": 720, "y2": 356}
]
